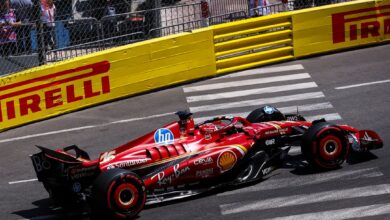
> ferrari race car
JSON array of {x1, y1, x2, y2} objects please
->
[{"x1": 31, "y1": 106, "x2": 383, "y2": 219}]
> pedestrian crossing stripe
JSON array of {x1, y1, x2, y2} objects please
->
[
  {"x1": 189, "y1": 92, "x2": 326, "y2": 113},
  {"x1": 184, "y1": 73, "x2": 312, "y2": 93}
]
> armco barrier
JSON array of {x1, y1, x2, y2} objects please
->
[
  {"x1": 292, "y1": 0, "x2": 390, "y2": 57},
  {"x1": 0, "y1": 29, "x2": 216, "y2": 131},
  {"x1": 213, "y1": 14, "x2": 294, "y2": 74},
  {"x1": 0, "y1": 0, "x2": 388, "y2": 132},
  {"x1": 210, "y1": 0, "x2": 389, "y2": 74}
]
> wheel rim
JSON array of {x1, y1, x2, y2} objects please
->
[
  {"x1": 114, "y1": 183, "x2": 139, "y2": 210},
  {"x1": 319, "y1": 135, "x2": 343, "y2": 160}
]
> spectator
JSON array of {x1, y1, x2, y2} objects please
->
[
  {"x1": 41, "y1": 0, "x2": 55, "y2": 50},
  {"x1": 105, "y1": 0, "x2": 116, "y2": 16},
  {"x1": 256, "y1": 0, "x2": 270, "y2": 16},
  {"x1": 248, "y1": 0, "x2": 257, "y2": 17},
  {"x1": 10, "y1": 0, "x2": 32, "y2": 54},
  {"x1": 249, "y1": 0, "x2": 270, "y2": 17},
  {"x1": 101, "y1": 0, "x2": 119, "y2": 38},
  {"x1": 0, "y1": 0, "x2": 21, "y2": 56}
]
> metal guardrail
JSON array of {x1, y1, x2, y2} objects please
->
[{"x1": 213, "y1": 14, "x2": 294, "y2": 74}]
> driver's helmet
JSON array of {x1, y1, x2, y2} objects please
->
[{"x1": 261, "y1": 105, "x2": 286, "y2": 122}]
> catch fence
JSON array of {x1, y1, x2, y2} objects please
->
[{"x1": 0, "y1": 0, "x2": 354, "y2": 75}]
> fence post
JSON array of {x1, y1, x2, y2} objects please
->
[
  {"x1": 32, "y1": 0, "x2": 46, "y2": 65},
  {"x1": 201, "y1": 0, "x2": 210, "y2": 27},
  {"x1": 153, "y1": 0, "x2": 162, "y2": 37}
]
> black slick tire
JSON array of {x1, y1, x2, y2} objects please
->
[
  {"x1": 91, "y1": 169, "x2": 146, "y2": 219},
  {"x1": 301, "y1": 122, "x2": 350, "y2": 170}
]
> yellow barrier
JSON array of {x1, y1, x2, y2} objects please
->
[
  {"x1": 0, "y1": 28, "x2": 216, "y2": 131},
  {"x1": 212, "y1": 13, "x2": 294, "y2": 74},
  {"x1": 1, "y1": 0, "x2": 388, "y2": 131},
  {"x1": 292, "y1": 0, "x2": 390, "y2": 57}
]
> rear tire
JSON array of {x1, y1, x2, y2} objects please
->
[
  {"x1": 91, "y1": 169, "x2": 146, "y2": 219},
  {"x1": 301, "y1": 122, "x2": 349, "y2": 170}
]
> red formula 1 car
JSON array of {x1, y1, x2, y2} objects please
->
[{"x1": 31, "y1": 106, "x2": 383, "y2": 219}]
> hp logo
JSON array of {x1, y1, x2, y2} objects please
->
[{"x1": 154, "y1": 128, "x2": 174, "y2": 145}]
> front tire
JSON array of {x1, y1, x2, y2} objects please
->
[
  {"x1": 91, "y1": 169, "x2": 146, "y2": 219},
  {"x1": 301, "y1": 122, "x2": 349, "y2": 170}
]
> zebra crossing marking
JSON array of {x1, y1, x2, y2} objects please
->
[
  {"x1": 193, "y1": 102, "x2": 335, "y2": 123},
  {"x1": 184, "y1": 73, "x2": 311, "y2": 93},
  {"x1": 265, "y1": 203, "x2": 390, "y2": 220},
  {"x1": 189, "y1": 92, "x2": 326, "y2": 113},
  {"x1": 305, "y1": 113, "x2": 342, "y2": 122},
  {"x1": 211, "y1": 64, "x2": 305, "y2": 80},
  {"x1": 187, "y1": 82, "x2": 318, "y2": 102},
  {"x1": 220, "y1": 184, "x2": 390, "y2": 215},
  {"x1": 181, "y1": 64, "x2": 386, "y2": 220}
]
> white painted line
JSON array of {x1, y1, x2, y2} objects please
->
[
  {"x1": 187, "y1": 82, "x2": 318, "y2": 102},
  {"x1": 280, "y1": 102, "x2": 334, "y2": 114},
  {"x1": 220, "y1": 184, "x2": 390, "y2": 215},
  {"x1": 305, "y1": 113, "x2": 342, "y2": 122},
  {"x1": 266, "y1": 203, "x2": 390, "y2": 220},
  {"x1": 189, "y1": 92, "x2": 325, "y2": 113},
  {"x1": 0, "y1": 125, "x2": 96, "y2": 144},
  {"x1": 218, "y1": 167, "x2": 383, "y2": 196},
  {"x1": 211, "y1": 64, "x2": 304, "y2": 80},
  {"x1": 9, "y1": 178, "x2": 38, "y2": 184},
  {"x1": 335, "y1": 79, "x2": 390, "y2": 90},
  {"x1": 0, "y1": 112, "x2": 175, "y2": 144},
  {"x1": 110, "y1": 112, "x2": 175, "y2": 124},
  {"x1": 184, "y1": 73, "x2": 311, "y2": 93},
  {"x1": 193, "y1": 102, "x2": 334, "y2": 123}
]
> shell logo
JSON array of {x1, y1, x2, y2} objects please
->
[{"x1": 217, "y1": 151, "x2": 237, "y2": 172}]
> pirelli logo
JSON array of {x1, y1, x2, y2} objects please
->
[
  {"x1": 332, "y1": 5, "x2": 390, "y2": 44},
  {"x1": 0, "y1": 61, "x2": 111, "y2": 124}
]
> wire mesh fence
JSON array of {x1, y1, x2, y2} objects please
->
[{"x1": 0, "y1": 0, "x2": 356, "y2": 76}]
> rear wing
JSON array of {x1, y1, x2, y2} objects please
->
[
  {"x1": 30, "y1": 145, "x2": 90, "y2": 182},
  {"x1": 36, "y1": 145, "x2": 90, "y2": 163}
]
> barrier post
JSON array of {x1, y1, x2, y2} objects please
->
[
  {"x1": 201, "y1": 0, "x2": 210, "y2": 27},
  {"x1": 32, "y1": 0, "x2": 46, "y2": 65}
]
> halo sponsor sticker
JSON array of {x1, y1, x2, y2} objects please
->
[
  {"x1": 264, "y1": 106, "x2": 275, "y2": 114},
  {"x1": 217, "y1": 150, "x2": 237, "y2": 172}
]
